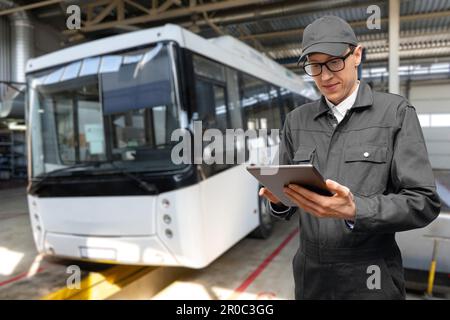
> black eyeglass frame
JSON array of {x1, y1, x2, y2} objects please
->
[{"x1": 302, "y1": 46, "x2": 356, "y2": 77}]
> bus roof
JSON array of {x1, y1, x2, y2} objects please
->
[{"x1": 26, "y1": 24, "x2": 318, "y2": 100}]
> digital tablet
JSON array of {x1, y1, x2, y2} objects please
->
[{"x1": 246, "y1": 164, "x2": 333, "y2": 207}]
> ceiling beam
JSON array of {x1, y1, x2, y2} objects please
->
[
  {"x1": 202, "y1": 10, "x2": 226, "y2": 36},
  {"x1": 0, "y1": 0, "x2": 63, "y2": 16},
  {"x1": 264, "y1": 29, "x2": 450, "y2": 59},
  {"x1": 124, "y1": 0, "x2": 152, "y2": 15},
  {"x1": 86, "y1": 1, "x2": 118, "y2": 25},
  {"x1": 157, "y1": 0, "x2": 183, "y2": 14},
  {"x1": 74, "y1": 0, "x2": 269, "y2": 32},
  {"x1": 236, "y1": 24, "x2": 266, "y2": 53},
  {"x1": 239, "y1": 10, "x2": 450, "y2": 41},
  {"x1": 181, "y1": 0, "x2": 379, "y2": 32}
]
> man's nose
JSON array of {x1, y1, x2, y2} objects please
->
[{"x1": 321, "y1": 66, "x2": 333, "y2": 81}]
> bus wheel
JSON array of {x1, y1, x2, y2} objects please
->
[{"x1": 249, "y1": 190, "x2": 274, "y2": 239}]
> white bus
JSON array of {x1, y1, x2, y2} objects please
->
[{"x1": 26, "y1": 24, "x2": 318, "y2": 268}]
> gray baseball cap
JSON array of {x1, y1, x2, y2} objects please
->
[{"x1": 298, "y1": 16, "x2": 358, "y2": 64}]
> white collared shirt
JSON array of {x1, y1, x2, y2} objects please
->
[
  {"x1": 326, "y1": 81, "x2": 360, "y2": 229},
  {"x1": 324, "y1": 80, "x2": 360, "y2": 123}
]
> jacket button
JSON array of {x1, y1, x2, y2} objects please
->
[{"x1": 363, "y1": 152, "x2": 370, "y2": 158}]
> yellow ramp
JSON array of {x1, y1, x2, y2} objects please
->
[{"x1": 42, "y1": 265, "x2": 156, "y2": 300}]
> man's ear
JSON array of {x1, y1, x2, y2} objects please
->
[{"x1": 354, "y1": 44, "x2": 363, "y2": 67}]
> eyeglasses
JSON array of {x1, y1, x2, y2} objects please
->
[{"x1": 302, "y1": 47, "x2": 355, "y2": 77}]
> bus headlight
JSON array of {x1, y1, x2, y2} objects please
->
[
  {"x1": 165, "y1": 229, "x2": 173, "y2": 238},
  {"x1": 163, "y1": 214, "x2": 171, "y2": 224},
  {"x1": 161, "y1": 198, "x2": 170, "y2": 208}
]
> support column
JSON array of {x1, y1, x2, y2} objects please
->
[{"x1": 389, "y1": 0, "x2": 400, "y2": 94}]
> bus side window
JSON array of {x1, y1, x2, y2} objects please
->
[
  {"x1": 192, "y1": 55, "x2": 229, "y2": 132},
  {"x1": 225, "y1": 68, "x2": 243, "y2": 129},
  {"x1": 239, "y1": 73, "x2": 275, "y2": 131},
  {"x1": 194, "y1": 79, "x2": 228, "y2": 131},
  {"x1": 269, "y1": 85, "x2": 282, "y2": 129}
]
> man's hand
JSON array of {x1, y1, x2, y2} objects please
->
[
  {"x1": 259, "y1": 187, "x2": 281, "y2": 205},
  {"x1": 284, "y1": 179, "x2": 356, "y2": 220}
]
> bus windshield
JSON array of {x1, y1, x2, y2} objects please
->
[{"x1": 28, "y1": 42, "x2": 183, "y2": 178}]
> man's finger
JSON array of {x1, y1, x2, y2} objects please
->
[
  {"x1": 325, "y1": 179, "x2": 350, "y2": 197},
  {"x1": 284, "y1": 188, "x2": 326, "y2": 217},
  {"x1": 288, "y1": 184, "x2": 327, "y2": 205},
  {"x1": 285, "y1": 191, "x2": 323, "y2": 218},
  {"x1": 259, "y1": 187, "x2": 272, "y2": 197},
  {"x1": 259, "y1": 187, "x2": 280, "y2": 204}
]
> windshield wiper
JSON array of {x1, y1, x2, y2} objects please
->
[
  {"x1": 99, "y1": 160, "x2": 157, "y2": 194},
  {"x1": 28, "y1": 162, "x2": 101, "y2": 193},
  {"x1": 29, "y1": 161, "x2": 157, "y2": 194}
]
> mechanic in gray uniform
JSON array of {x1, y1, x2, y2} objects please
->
[{"x1": 260, "y1": 16, "x2": 441, "y2": 300}]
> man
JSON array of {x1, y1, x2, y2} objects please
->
[{"x1": 259, "y1": 16, "x2": 441, "y2": 300}]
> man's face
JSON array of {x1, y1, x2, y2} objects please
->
[{"x1": 306, "y1": 45, "x2": 362, "y2": 105}]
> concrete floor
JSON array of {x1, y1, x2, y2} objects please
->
[
  {"x1": 0, "y1": 184, "x2": 442, "y2": 300},
  {"x1": 0, "y1": 186, "x2": 107, "y2": 299},
  {"x1": 152, "y1": 220, "x2": 298, "y2": 300}
]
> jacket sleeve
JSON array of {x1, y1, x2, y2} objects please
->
[
  {"x1": 269, "y1": 113, "x2": 298, "y2": 220},
  {"x1": 353, "y1": 104, "x2": 441, "y2": 233}
]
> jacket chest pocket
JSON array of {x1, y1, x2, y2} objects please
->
[
  {"x1": 293, "y1": 145, "x2": 316, "y2": 164},
  {"x1": 343, "y1": 145, "x2": 389, "y2": 196}
]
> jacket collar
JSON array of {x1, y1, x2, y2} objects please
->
[{"x1": 313, "y1": 79, "x2": 374, "y2": 120}]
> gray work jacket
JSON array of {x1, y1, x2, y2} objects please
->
[{"x1": 272, "y1": 80, "x2": 441, "y2": 247}]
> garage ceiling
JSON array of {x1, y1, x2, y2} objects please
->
[{"x1": 1, "y1": 0, "x2": 450, "y2": 74}]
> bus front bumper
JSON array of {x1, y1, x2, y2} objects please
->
[{"x1": 42, "y1": 232, "x2": 180, "y2": 266}]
